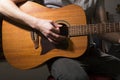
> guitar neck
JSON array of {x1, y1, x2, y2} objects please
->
[{"x1": 69, "y1": 22, "x2": 120, "y2": 37}]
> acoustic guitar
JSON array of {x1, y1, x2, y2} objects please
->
[{"x1": 2, "y1": 1, "x2": 120, "y2": 70}]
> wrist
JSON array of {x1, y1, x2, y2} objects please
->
[{"x1": 20, "y1": 13, "x2": 39, "y2": 29}]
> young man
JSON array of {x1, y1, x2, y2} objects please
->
[{"x1": 0, "y1": 0, "x2": 120, "y2": 80}]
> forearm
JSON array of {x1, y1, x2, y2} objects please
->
[
  {"x1": 0, "y1": 0, "x2": 66, "y2": 43},
  {"x1": 95, "y1": 0, "x2": 108, "y2": 23},
  {"x1": 100, "y1": 32, "x2": 120, "y2": 44},
  {"x1": 0, "y1": 0, "x2": 37, "y2": 28}
]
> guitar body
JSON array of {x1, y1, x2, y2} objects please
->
[{"x1": 2, "y1": 1, "x2": 87, "y2": 69}]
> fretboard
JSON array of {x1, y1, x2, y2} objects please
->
[{"x1": 69, "y1": 22, "x2": 120, "y2": 37}]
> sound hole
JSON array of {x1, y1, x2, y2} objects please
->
[
  {"x1": 59, "y1": 23, "x2": 68, "y2": 37},
  {"x1": 55, "y1": 20, "x2": 70, "y2": 37},
  {"x1": 41, "y1": 20, "x2": 70, "y2": 54},
  {"x1": 55, "y1": 21, "x2": 70, "y2": 50}
]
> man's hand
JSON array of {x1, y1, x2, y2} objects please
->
[{"x1": 32, "y1": 18, "x2": 66, "y2": 44}]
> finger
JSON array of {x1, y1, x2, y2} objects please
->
[
  {"x1": 47, "y1": 32, "x2": 66, "y2": 42},
  {"x1": 51, "y1": 21, "x2": 62, "y2": 28},
  {"x1": 51, "y1": 22, "x2": 62, "y2": 34},
  {"x1": 50, "y1": 27, "x2": 60, "y2": 34}
]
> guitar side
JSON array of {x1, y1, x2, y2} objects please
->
[{"x1": 2, "y1": 1, "x2": 87, "y2": 70}]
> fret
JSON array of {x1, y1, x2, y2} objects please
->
[
  {"x1": 69, "y1": 26, "x2": 74, "y2": 37},
  {"x1": 98, "y1": 24, "x2": 102, "y2": 33},
  {"x1": 117, "y1": 22, "x2": 120, "y2": 32},
  {"x1": 113, "y1": 23, "x2": 116, "y2": 32},
  {"x1": 89, "y1": 24, "x2": 93, "y2": 34},
  {"x1": 73, "y1": 26, "x2": 76, "y2": 36},
  {"x1": 101, "y1": 24, "x2": 104, "y2": 33},
  {"x1": 93, "y1": 24, "x2": 96, "y2": 34},
  {"x1": 90, "y1": 24, "x2": 93, "y2": 34},
  {"x1": 73, "y1": 26, "x2": 77, "y2": 35},
  {"x1": 118, "y1": 22, "x2": 119, "y2": 31},
  {"x1": 88, "y1": 25, "x2": 91, "y2": 34},
  {"x1": 76, "y1": 25, "x2": 80, "y2": 36},
  {"x1": 88, "y1": 24, "x2": 91, "y2": 34},
  {"x1": 79, "y1": 25, "x2": 88, "y2": 35},
  {"x1": 95, "y1": 24, "x2": 99, "y2": 34},
  {"x1": 94, "y1": 24, "x2": 97, "y2": 34},
  {"x1": 86, "y1": 25, "x2": 88, "y2": 35},
  {"x1": 81, "y1": 25, "x2": 84, "y2": 35},
  {"x1": 111, "y1": 23, "x2": 114, "y2": 31},
  {"x1": 110, "y1": 23, "x2": 113, "y2": 32},
  {"x1": 89, "y1": 24, "x2": 92, "y2": 34},
  {"x1": 82, "y1": 25, "x2": 88, "y2": 35},
  {"x1": 69, "y1": 22, "x2": 120, "y2": 37},
  {"x1": 73, "y1": 26, "x2": 77, "y2": 36},
  {"x1": 85, "y1": 25, "x2": 87, "y2": 34},
  {"x1": 92, "y1": 24, "x2": 95, "y2": 34},
  {"x1": 84, "y1": 25, "x2": 87, "y2": 35},
  {"x1": 83, "y1": 25, "x2": 86, "y2": 35},
  {"x1": 102, "y1": 23, "x2": 108, "y2": 33},
  {"x1": 108, "y1": 23, "x2": 111, "y2": 32},
  {"x1": 96, "y1": 24, "x2": 98, "y2": 34},
  {"x1": 99, "y1": 24, "x2": 102, "y2": 34},
  {"x1": 86, "y1": 25, "x2": 89, "y2": 35},
  {"x1": 115, "y1": 22, "x2": 119, "y2": 32},
  {"x1": 115, "y1": 23, "x2": 117, "y2": 32},
  {"x1": 77, "y1": 25, "x2": 80, "y2": 35},
  {"x1": 108, "y1": 23, "x2": 112, "y2": 32},
  {"x1": 110, "y1": 23, "x2": 114, "y2": 32},
  {"x1": 96, "y1": 24, "x2": 100, "y2": 34},
  {"x1": 79, "y1": 25, "x2": 82, "y2": 35},
  {"x1": 106, "y1": 23, "x2": 110, "y2": 33},
  {"x1": 101, "y1": 25, "x2": 103, "y2": 33},
  {"x1": 87, "y1": 25, "x2": 89, "y2": 34},
  {"x1": 109, "y1": 23, "x2": 116, "y2": 32}
]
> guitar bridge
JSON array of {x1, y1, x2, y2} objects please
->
[{"x1": 30, "y1": 30, "x2": 39, "y2": 49}]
